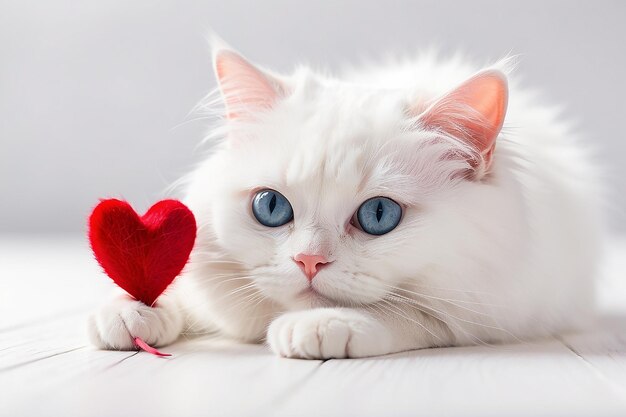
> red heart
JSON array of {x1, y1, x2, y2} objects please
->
[{"x1": 88, "y1": 199, "x2": 196, "y2": 306}]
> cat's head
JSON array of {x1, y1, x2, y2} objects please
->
[{"x1": 188, "y1": 47, "x2": 508, "y2": 309}]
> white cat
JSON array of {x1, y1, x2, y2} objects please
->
[{"x1": 87, "y1": 44, "x2": 604, "y2": 359}]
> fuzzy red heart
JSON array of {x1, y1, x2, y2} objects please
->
[{"x1": 89, "y1": 199, "x2": 196, "y2": 306}]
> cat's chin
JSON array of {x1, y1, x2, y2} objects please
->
[
  {"x1": 294, "y1": 286, "x2": 339, "y2": 308},
  {"x1": 292, "y1": 286, "x2": 372, "y2": 309}
]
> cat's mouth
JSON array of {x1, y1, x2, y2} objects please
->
[
  {"x1": 296, "y1": 286, "x2": 337, "y2": 307},
  {"x1": 296, "y1": 285, "x2": 361, "y2": 308},
  {"x1": 298, "y1": 286, "x2": 323, "y2": 299}
]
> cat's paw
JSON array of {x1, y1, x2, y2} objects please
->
[
  {"x1": 267, "y1": 308, "x2": 393, "y2": 359},
  {"x1": 87, "y1": 294, "x2": 183, "y2": 350}
]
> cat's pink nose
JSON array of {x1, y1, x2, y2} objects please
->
[{"x1": 294, "y1": 253, "x2": 329, "y2": 281}]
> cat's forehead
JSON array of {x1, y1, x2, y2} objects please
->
[
  {"x1": 284, "y1": 133, "x2": 366, "y2": 191},
  {"x1": 273, "y1": 83, "x2": 406, "y2": 186}
]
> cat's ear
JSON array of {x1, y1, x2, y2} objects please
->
[
  {"x1": 213, "y1": 49, "x2": 286, "y2": 120},
  {"x1": 413, "y1": 70, "x2": 508, "y2": 170}
]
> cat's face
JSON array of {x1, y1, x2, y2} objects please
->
[
  {"x1": 208, "y1": 93, "x2": 429, "y2": 307},
  {"x1": 189, "y1": 48, "x2": 507, "y2": 309}
]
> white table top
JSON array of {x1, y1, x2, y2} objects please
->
[{"x1": 1, "y1": 235, "x2": 626, "y2": 417}]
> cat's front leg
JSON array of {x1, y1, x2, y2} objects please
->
[
  {"x1": 87, "y1": 292, "x2": 184, "y2": 350},
  {"x1": 267, "y1": 307, "x2": 444, "y2": 359}
]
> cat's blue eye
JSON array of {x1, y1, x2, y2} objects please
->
[
  {"x1": 252, "y1": 189, "x2": 294, "y2": 227},
  {"x1": 356, "y1": 197, "x2": 402, "y2": 236}
]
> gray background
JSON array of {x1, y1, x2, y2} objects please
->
[{"x1": 1, "y1": 0, "x2": 624, "y2": 235}]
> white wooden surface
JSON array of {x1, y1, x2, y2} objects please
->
[{"x1": 1, "y1": 236, "x2": 626, "y2": 417}]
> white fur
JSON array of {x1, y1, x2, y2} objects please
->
[{"x1": 88, "y1": 50, "x2": 604, "y2": 358}]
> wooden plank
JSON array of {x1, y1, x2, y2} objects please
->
[
  {"x1": 557, "y1": 239, "x2": 626, "y2": 394},
  {"x1": 2, "y1": 335, "x2": 322, "y2": 417},
  {"x1": 0, "y1": 236, "x2": 112, "y2": 330},
  {"x1": 560, "y1": 316, "x2": 626, "y2": 395},
  {"x1": 273, "y1": 340, "x2": 626, "y2": 417}
]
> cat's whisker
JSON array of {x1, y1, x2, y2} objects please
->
[
  {"x1": 384, "y1": 295, "x2": 494, "y2": 347},
  {"x1": 188, "y1": 259, "x2": 242, "y2": 265},
  {"x1": 169, "y1": 116, "x2": 213, "y2": 132},
  {"x1": 385, "y1": 286, "x2": 494, "y2": 318},
  {"x1": 192, "y1": 278, "x2": 254, "y2": 293},
  {"x1": 389, "y1": 284, "x2": 507, "y2": 308},
  {"x1": 386, "y1": 294, "x2": 494, "y2": 330},
  {"x1": 375, "y1": 299, "x2": 444, "y2": 343},
  {"x1": 386, "y1": 294, "x2": 522, "y2": 345},
  {"x1": 220, "y1": 282, "x2": 258, "y2": 298},
  {"x1": 401, "y1": 281, "x2": 503, "y2": 298},
  {"x1": 198, "y1": 275, "x2": 253, "y2": 283},
  {"x1": 380, "y1": 283, "x2": 506, "y2": 315},
  {"x1": 226, "y1": 292, "x2": 263, "y2": 310}
]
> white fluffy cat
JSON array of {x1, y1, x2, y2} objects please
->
[{"x1": 87, "y1": 44, "x2": 603, "y2": 359}]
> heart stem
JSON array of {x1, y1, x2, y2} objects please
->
[{"x1": 134, "y1": 337, "x2": 172, "y2": 357}]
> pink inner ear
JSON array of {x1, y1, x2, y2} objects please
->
[
  {"x1": 419, "y1": 70, "x2": 508, "y2": 167},
  {"x1": 215, "y1": 50, "x2": 280, "y2": 120}
]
